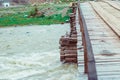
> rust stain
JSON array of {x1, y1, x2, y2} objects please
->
[
  {"x1": 100, "y1": 50, "x2": 117, "y2": 56},
  {"x1": 100, "y1": 53, "x2": 116, "y2": 56}
]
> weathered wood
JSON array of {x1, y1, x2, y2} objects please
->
[
  {"x1": 59, "y1": 37, "x2": 77, "y2": 46},
  {"x1": 59, "y1": 2, "x2": 78, "y2": 63},
  {"x1": 90, "y1": 2, "x2": 120, "y2": 38},
  {"x1": 65, "y1": 58, "x2": 77, "y2": 63},
  {"x1": 78, "y1": 1, "x2": 120, "y2": 79},
  {"x1": 78, "y1": 1, "x2": 98, "y2": 80},
  {"x1": 103, "y1": 0, "x2": 120, "y2": 11},
  {"x1": 64, "y1": 50, "x2": 77, "y2": 54},
  {"x1": 60, "y1": 46, "x2": 77, "y2": 50},
  {"x1": 60, "y1": 56, "x2": 65, "y2": 62},
  {"x1": 60, "y1": 51, "x2": 65, "y2": 55},
  {"x1": 61, "y1": 54, "x2": 77, "y2": 58}
]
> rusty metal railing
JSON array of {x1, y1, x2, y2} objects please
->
[{"x1": 77, "y1": 1, "x2": 98, "y2": 80}]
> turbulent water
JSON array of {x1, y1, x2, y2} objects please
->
[{"x1": 0, "y1": 24, "x2": 79, "y2": 80}]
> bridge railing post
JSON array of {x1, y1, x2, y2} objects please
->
[
  {"x1": 77, "y1": 0, "x2": 98, "y2": 80},
  {"x1": 77, "y1": 1, "x2": 88, "y2": 74}
]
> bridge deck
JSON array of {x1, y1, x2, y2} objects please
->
[{"x1": 77, "y1": 1, "x2": 120, "y2": 80}]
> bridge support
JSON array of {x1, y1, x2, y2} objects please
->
[{"x1": 59, "y1": 3, "x2": 78, "y2": 63}]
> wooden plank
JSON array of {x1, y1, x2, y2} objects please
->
[
  {"x1": 78, "y1": 1, "x2": 98, "y2": 80},
  {"x1": 103, "y1": 0, "x2": 120, "y2": 11},
  {"x1": 82, "y1": 2, "x2": 120, "y2": 80},
  {"x1": 90, "y1": 2, "x2": 120, "y2": 38}
]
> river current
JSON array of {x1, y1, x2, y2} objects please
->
[{"x1": 0, "y1": 24, "x2": 79, "y2": 80}]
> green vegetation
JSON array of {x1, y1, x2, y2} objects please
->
[{"x1": 0, "y1": 3, "x2": 72, "y2": 27}]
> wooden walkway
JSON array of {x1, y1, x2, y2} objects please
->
[
  {"x1": 59, "y1": 1, "x2": 120, "y2": 80},
  {"x1": 77, "y1": 1, "x2": 120, "y2": 80}
]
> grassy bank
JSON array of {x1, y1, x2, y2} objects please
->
[{"x1": 0, "y1": 3, "x2": 71, "y2": 27}]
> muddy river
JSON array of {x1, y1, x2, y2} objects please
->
[{"x1": 0, "y1": 24, "x2": 79, "y2": 80}]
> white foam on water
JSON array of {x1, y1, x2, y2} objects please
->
[
  {"x1": 0, "y1": 51, "x2": 79, "y2": 80},
  {"x1": 0, "y1": 24, "x2": 79, "y2": 80}
]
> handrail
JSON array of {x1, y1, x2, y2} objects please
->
[{"x1": 77, "y1": 1, "x2": 98, "y2": 80}]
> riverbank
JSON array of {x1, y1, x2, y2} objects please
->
[{"x1": 0, "y1": 3, "x2": 71, "y2": 27}]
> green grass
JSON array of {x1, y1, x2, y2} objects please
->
[
  {"x1": 0, "y1": 3, "x2": 71, "y2": 27},
  {"x1": 0, "y1": 14, "x2": 69, "y2": 26}
]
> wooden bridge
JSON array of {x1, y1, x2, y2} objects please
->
[{"x1": 59, "y1": 0, "x2": 120, "y2": 80}]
